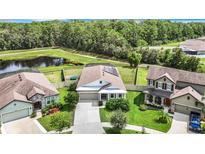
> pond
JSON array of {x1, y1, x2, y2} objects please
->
[{"x1": 0, "y1": 56, "x2": 68, "y2": 74}]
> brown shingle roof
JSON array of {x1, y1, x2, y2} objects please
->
[
  {"x1": 27, "y1": 87, "x2": 45, "y2": 99},
  {"x1": 171, "y1": 86, "x2": 202, "y2": 102},
  {"x1": 77, "y1": 65, "x2": 126, "y2": 90},
  {"x1": 147, "y1": 65, "x2": 205, "y2": 86},
  {"x1": 0, "y1": 72, "x2": 58, "y2": 109},
  {"x1": 180, "y1": 39, "x2": 205, "y2": 51}
]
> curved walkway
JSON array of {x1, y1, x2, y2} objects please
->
[{"x1": 102, "y1": 122, "x2": 164, "y2": 134}]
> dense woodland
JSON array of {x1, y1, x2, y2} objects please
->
[{"x1": 0, "y1": 19, "x2": 204, "y2": 71}]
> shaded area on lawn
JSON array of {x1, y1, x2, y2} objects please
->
[{"x1": 100, "y1": 91, "x2": 172, "y2": 133}]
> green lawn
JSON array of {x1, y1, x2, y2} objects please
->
[
  {"x1": 0, "y1": 48, "x2": 127, "y2": 67},
  {"x1": 0, "y1": 47, "x2": 148, "y2": 84},
  {"x1": 100, "y1": 91, "x2": 172, "y2": 133},
  {"x1": 38, "y1": 88, "x2": 74, "y2": 132},
  {"x1": 117, "y1": 66, "x2": 148, "y2": 85},
  {"x1": 161, "y1": 41, "x2": 182, "y2": 47},
  {"x1": 103, "y1": 127, "x2": 142, "y2": 134}
]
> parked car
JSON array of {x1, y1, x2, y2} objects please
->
[{"x1": 189, "y1": 112, "x2": 201, "y2": 133}]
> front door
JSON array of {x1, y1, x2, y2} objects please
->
[
  {"x1": 164, "y1": 98, "x2": 171, "y2": 106},
  {"x1": 34, "y1": 102, "x2": 42, "y2": 110}
]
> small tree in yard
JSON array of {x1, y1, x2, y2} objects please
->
[
  {"x1": 110, "y1": 110, "x2": 127, "y2": 129},
  {"x1": 61, "y1": 69, "x2": 65, "y2": 82},
  {"x1": 50, "y1": 113, "x2": 70, "y2": 133},
  {"x1": 128, "y1": 52, "x2": 142, "y2": 85},
  {"x1": 64, "y1": 91, "x2": 79, "y2": 108}
]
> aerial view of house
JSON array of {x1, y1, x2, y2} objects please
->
[
  {"x1": 0, "y1": 72, "x2": 59, "y2": 123},
  {"x1": 0, "y1": 19, "x2": 205, "y2": 135},
  {"x1": 76, "y1": 64, "x2": 127, "y2": 104},
  {"x1": 144, "y1": 65, "x2": 205, "y2": 116}
]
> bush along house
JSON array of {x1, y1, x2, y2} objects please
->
[
  {"x1": 143, "y1": 65, "x2": 205, "y2": 117},
  {"x1": 0, "y1": 72, "x2": 59, "y2": 123}
]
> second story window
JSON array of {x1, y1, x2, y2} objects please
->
[
  {"x1": 150, "y1": 80, "x2": 153, "y2": 86},
  {"x1": 171, "y1": 84, "x2": 174, "y2": 91},
  {"x1": 156, "y1": 82, "x2": 158, "y2": 88},
  {"x1": 162, "y1": 83, "x2": 167, "y2": 90}
]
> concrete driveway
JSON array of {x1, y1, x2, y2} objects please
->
[
  {"x1": 2, "y1": 114, "x2": 43, "y2": 134},
  {"x1": 168, "y1": 112, "x2": 193, "y2": 134},
  {"x1": 73, "y1": 102, "x2": 105, "y2": 134}
]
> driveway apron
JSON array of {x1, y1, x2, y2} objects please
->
[{"x1": 73, "y1": 102, "x2": 105, "y2": 134}]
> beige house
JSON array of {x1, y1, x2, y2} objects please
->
[
  {"x1": 76, "y1": 64, "x2": 127, "y2": 104},
  {"x1": 0, "y1": 72, "x2": 59, "y2": 123},
  {"x1": 144, "y1": 66, "x2": 205, "y2": 116}
]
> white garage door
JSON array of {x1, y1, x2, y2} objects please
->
[
  {"x1": 1, "y1": 108, "x2": 29, "y2": 123},
  {"x1": 79, "y1": 93, "x2": 98, "y2": 101}
]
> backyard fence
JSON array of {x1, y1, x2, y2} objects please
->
[{"x1": 125, "y1": 84, "x2": 148, "y2": 92}]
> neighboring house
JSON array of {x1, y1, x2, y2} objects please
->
[
  {"x1": 0, "y1": 72, "x2": 59, "y2": 123},
  {"x1": 76, "y1": 64, "x2": 127, "y2": 104},
  {"x1": 180, "y1": 37, "x2": 205, "y2": 55},
  {"x1": 143, "y1": 65, "x2": 205, "y2": 116}
]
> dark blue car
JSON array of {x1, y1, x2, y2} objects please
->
[{"x1": 189, "y1": 112, "x2": 201, "y2": 132}]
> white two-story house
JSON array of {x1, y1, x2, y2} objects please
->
[{"x1": 143, "y1": 65, "x2": 205, "y2": 116}]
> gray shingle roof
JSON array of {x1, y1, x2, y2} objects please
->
[
  {"x1": 147, "y1": 65, "x2": 205, "y2": 86},
  {"x1": 0, "y1": 72, "x2": 59, "y2": 109}
]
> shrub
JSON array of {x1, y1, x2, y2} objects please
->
[
  {"x1": 201, "y1": 123, "x2": 205, "y2": 134},
  {"x1": 110, "y1": 110, "x2": 127, "y2": 129},
  {"x1": 61, "y1": 69, "x2": 65, "y2": 82},
  {"x1": 30, "y1": 111, "x2": 37, "y2": 118},
  {"x1": 157, "y1": 111, "x2": 169, "y2": 124},
  {"x1": 68, "y1": 82, "x2": 77, "y2": 91},
  {"x1": 50, "y1": 113, "x2": 70, "y2": 132},
  {"x1": 64, "y1": 91, "x2": 79, "y2": 108},
  {"x1": 105, "y1": 99, "x2": 129, "y2": 112},
  {"x1": 139, "y1": 104, "x2": 147, "y2": 111}
]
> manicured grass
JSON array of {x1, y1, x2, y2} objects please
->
[
  {"x1": 100, "y1": 91, "x2": 172, "y2": 133},
  {"x1": 0, "y1": 48, "x2": 127, "y2": 67},
  {"x1": 161, "y1": 41, "x2": 182, "y2": 47},
  {"x1": 103, "y1": 127, "x2": 142, "y2": 134},
  {"x1": 38, "y1": 88, "x2": 74, "y2": 132}
]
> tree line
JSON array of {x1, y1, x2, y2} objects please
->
[
  {"x1": 0, "y1": 19, "x2": 203, "y2": 72},
  {"x1": 1, "y1": 20, "x2": 205, "y2": 57}
]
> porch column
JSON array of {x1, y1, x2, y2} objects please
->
[
  {"x1": 153, "y1": 96, "x2": 155, "y2": 104},
  {"x1": 161, "y1": 97, "x2": 164, "y2": 106},
  {"x1": 99, "y1": 93, "x2": 101, "y2": 101}
]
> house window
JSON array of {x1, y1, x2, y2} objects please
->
[
  {"x1": 99, "y1": 81, "x2": 102, "y2": 84},
  {"x1": 150, "y1": 80, "x2": 153, "y2": 86},
  {"x1": 158, "y1": 82, "x2": 162, "y2": 89},
  {"x1": 118, "y1": 94, "x2": 122, "y2": 98},
  {"x1": 14, "y1": 103, "x2": 16, "y2": 106},
  {"x1": 187, "y1": 96, "x2": 190, "y2": 100},
  {"x1": 110, "y1": 94, "x2": 115, "y2": 99},
  {"x1": 162, "y1": 83, "x2": 167, "y2": 90},
  {"x1": 47, "y1": 101, "x2": 50, "y2": 104},
  {"x1": 171, "y1": 84, "x2": 174, "y2": 91},
  {"x1": 156, "y1": 82, "x2": 158, "y2": 88},
  {"x1": 167, "y1": 83, "x2": 171, "y2": 91}
]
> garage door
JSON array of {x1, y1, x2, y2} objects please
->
[
  {"x1": 175, "y1": 104, "x2": 190, "y2": 115},
  {"x1": 79, "y1": 93, "x2": 98, "y2": 101},
  {"x1": 1, "y1": 108, "x2": 29, "y2": 123},
  {"x1": 175, "y1": 104, "x2": 201, "y2": 115}
]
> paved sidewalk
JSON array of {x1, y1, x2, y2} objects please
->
[
  {"x1": 73, "y1": 102, "x2": 105, "y2": 134},
  {"x1": 102, "y1": 122, "x2": 164, "y2": 134}
]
